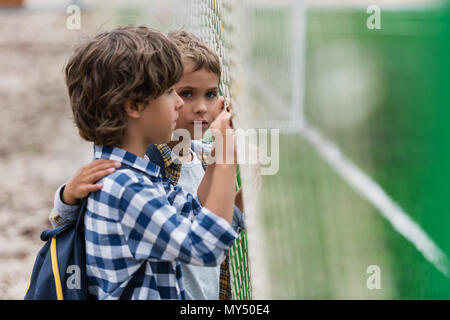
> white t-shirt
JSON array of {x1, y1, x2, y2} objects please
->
[{"x1": 178, "y1": 149, "x2": 221, "y2": 300}]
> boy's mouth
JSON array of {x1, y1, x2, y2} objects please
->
[{"x1": 192, "y1": 120, "x2": 209, "y2": 128}]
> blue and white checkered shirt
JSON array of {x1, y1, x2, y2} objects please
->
[{"x1": 85, "y1": 145, "x2": 238, "y2": 299}]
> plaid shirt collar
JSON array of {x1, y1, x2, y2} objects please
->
[
  {"x1": 154, "y1": 142, "x2": 210, "y2": 186},
  {"x1": 94, "y1": 144, "x2": 160, "y2": 178},
  {"x1": 156, "y1": 144, "x2": 182, "y2": 168},
  {"x1": 155, "y1": 141, "x2": 211, "y2": 167}
]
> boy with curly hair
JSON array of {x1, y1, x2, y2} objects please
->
[{"x1": 59, "y1": 25, "x2": 239, "y2": 299}]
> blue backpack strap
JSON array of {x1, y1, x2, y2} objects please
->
[
  {"x1": 146, "y1": 144, "x2": 166, "y2": 180},
  {"x1": 75, "y1": 197, "x2": 88, "y2": 231},
  {"x1": 40, "y1": 198, "x2": 88, "y2": 241},
  {"x1": 40, "y1": 224, "x2": 73, "y2": 241}
]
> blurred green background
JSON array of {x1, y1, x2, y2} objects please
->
[{"x1": 252, "y1": 3, "x2": 450, "y2": 299}]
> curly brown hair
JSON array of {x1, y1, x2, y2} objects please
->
[
  {"x1": 168, "y1": 30, "x2": 221, "y2": 79},
  {"x1": 65, "y1": 25, "x2": 183, "y2": 147}
]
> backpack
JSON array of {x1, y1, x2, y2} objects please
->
[{"x1": 24, "y1": 197, "x2": 91, "y2": 300}]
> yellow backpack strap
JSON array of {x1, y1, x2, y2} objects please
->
[{"x1": 50, "y1": 236, "x2": 64, "y2": 300}]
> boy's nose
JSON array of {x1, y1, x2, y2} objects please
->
[
  {"x1": 174, "y1": 91, "x2": 184, "y2": 111},
  {"x1": 195, "y1": 102, "x2": 208, "y2": 114}
]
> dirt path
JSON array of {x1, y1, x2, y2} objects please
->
[{"x1": 0, "y1": 10, "x2": 93, "y2": 299}]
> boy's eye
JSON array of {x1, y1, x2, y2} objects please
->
[
  {"x1": 206, "y1": 91, "x2": 218, "y2": 99},
  {"x1": 168, "y1": 88, "x2": 175, "y2": 94},
  {"x1": 179, "y1": 90, "x2": 192, "y2": 98}
]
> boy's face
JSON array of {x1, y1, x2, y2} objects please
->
[
  {"x1": 139, "y1": 86, "x2": 184, "y2": 144},
  {"x1": 174, "y1": 59, "x2": 220, "y2": 139}
]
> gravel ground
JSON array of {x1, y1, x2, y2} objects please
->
[
  {"x1": 0, "y1": 2, "x2": 195, "y2": 299},
  {"x1": 0, "y1": 9, "x2": 95, "y2": 299}
]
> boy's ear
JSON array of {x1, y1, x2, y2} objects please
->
[{"x1": 124, "y1": 100, "x2": 144, "y2": 119}]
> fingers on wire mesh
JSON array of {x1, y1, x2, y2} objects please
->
[{"x1": 224, "y1": 98, "x2": 235, "y2": 116}]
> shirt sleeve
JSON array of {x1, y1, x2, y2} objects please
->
[
  {"x1": 232, "y1": 205, "x2": 246, "y2": 234},
  {"x1": 119, "y1": 179, "x2": 238, "y2": 267},
  {"x1": 49, "y1": 184, "x2": 81, "y2": 228},
  {"x1": 166, "y1": 182, "x2": 245, "y2": 233}
]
